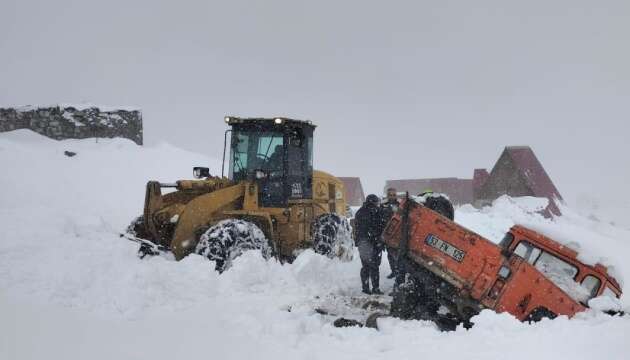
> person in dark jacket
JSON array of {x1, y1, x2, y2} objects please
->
[
  {"x1": 381, "y1": 188, "x2": 400, "y2": 279},
  {"x1": 355, "y1": 194, "x2": 386, "y2": 294}
]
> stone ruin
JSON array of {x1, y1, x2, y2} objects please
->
[{"x1": 0, "y1": 104, "x2": 143, "y2": 145}]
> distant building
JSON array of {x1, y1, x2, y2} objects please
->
[
  {"x1": 472, "y1": 168, "x2": 490, "y2": 199},
  {"x1": 474, "y1": 146, "x2": 563, "y2": 216},
  {"x1": 385, "y1": 146, "x2": 563, "y2": 216},
  {"x1": 338, "y1": 177, "x2": 365, "y2": 207},
  {"x1": 384, "y1": 178, "x2": 473, "y2": 205}
]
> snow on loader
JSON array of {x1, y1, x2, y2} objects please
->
[
  {"x1": 383, "y1": 196, "x2": 623, "y2": 331},
  {"x1": 124, "y1": 117, "x2": 353, "y2": 272}
]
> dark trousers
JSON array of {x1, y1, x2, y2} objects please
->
[
  {"x1": 358, "y1": 239, "x2": 382, "y2": 291},
  {"x1": 387, "y1": 246, "x2": 398, "y2": 276}
]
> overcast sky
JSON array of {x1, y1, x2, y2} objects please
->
[{"x1": 1, "y1": 0, "x2": 628, "y2": 222}]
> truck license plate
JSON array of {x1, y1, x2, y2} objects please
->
[{"x1": 425, "y1": 234, "x2": 466, "y2": 262}]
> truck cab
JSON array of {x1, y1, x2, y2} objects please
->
[{"x1": 499, "y1": 225, "x2": 622, "y2": 306}]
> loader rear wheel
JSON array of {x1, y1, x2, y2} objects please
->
[
  {"x1": 311, "y1": 214, "x2": 353, "y2": 260},
  {"x1": 195, "y1": 219, "x2": 272, "y2": 273}
]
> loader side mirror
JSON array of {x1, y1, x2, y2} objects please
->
[{"x1": 193, "y1": 167, "x2": 210, "y2": 179}]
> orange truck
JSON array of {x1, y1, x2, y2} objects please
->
[{"x1": 383, "y1": 198, "x2": 622, "y2": 330}]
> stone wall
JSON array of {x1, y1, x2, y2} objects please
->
[{"x1": 0, "y1": 105, "x2": 143, "y2": 145}]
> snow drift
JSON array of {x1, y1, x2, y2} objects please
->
[{"x1": 1, "y1": 130, "x2": 629, "y2": 360}]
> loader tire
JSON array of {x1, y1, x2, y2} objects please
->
[
  {"x1": 311, "y1": 214, "x2": 353, "y2": 261},
  {"x1": 423, "y1": 195, "x2": 455, "y2": 221},
  {"x1": 195, "y1": 219, "x2": 272, "y2": 273}
]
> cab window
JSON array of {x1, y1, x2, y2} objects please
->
[
  {"x1": 514, "y1": 241, "x2": 541, "y2": 264},
  {"x1": 580, "y1": 275, "x2": 601, "y2": 300},
  {"x1": 513, "y1": 241, "x2": 582, "y2": 299},
  {"x1": 257, "y1": 133, "x2": 284, "y2": 175},
  {"x1": 499, "y1": 232, "x2": 514, "y2": 249},
  {"x1": 535, "y1": 252, "x2": 578, "y2": 280},
  {"x1": 230, "y1": 130, "x2": 284, "y2": 181}
]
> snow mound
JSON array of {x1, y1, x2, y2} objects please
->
[{"x1": 1, "y1": 129, "x2": 629, "y2": 360}]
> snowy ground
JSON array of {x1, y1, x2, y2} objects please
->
[{"x1": 1, "y1": 130, "x2": 629, "y2": 360}]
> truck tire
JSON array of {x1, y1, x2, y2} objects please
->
[
  {"x1": 195, "y1": 219, "x2": 272, "y2": 273},
  {"x1": 422, "y1": 195, "x2": 455, "y2": 220},
  {"x1": 390, "y1": 274, "x2": 422, "y2": 319},
  {"x1": 311, "y1": 214, "x2": 353, "y2": 261},
  {"x1": 525, "y1": 307, "x2": 557, "y2": 323}
]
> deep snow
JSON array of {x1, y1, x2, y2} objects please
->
[{"x1": 1, "y1": 130, "x2": 629, "y2": 360}]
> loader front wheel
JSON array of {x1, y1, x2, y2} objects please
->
[
  {"x1": 311, "y1": 214, "x2": 353, "y2": 261},
  {"x1": 195, "y1": 219, "x2": 272, "y2": 273}
]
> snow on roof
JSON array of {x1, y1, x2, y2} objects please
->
[{"x1": 3, "y1": 103, "x2": 141, "y2": 113}]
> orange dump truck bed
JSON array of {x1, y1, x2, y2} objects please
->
[{"x1": 384, "y1": 202, "x2": 504, "y2": 302}]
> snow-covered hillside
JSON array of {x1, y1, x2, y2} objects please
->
[{"x1": 1, "y1": 130, "x2": 629, "y2": 360}]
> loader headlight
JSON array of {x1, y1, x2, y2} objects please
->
[
  {"x1": 224, "y1": 116, "x2": 231, "y2": 124},
  {"x1": 255, "y1": 170, "x2": 268, "y2": 179},
  {"x1": 274, "y1": 118, "x2": 283, "y2": 125}
]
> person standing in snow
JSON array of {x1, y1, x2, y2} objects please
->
[
  {"x1": 355, "y1": 194, "x2": 386, "y2": 295},
  {"x1": 381, "y1": 188, "x2": 400, "y2": 279}
]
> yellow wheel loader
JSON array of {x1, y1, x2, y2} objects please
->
[{"x1": 125, "y1": 117, "x2": 353, "y2": 271}]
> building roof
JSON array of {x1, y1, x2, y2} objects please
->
[
  {"x1": 384, "y1": 178, "x2": 473, "y2": 205},
  {"x1": 483, "y1": 146, "x2": 563, "y2": 216},
  {"x1": 338, "y1": 177, "x2": 366, "y2": 207},
  {"x1": 504, "y1": 146, "x2": 562, "y2": 200}
]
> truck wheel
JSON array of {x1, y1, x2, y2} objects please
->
[
  {"x1": 311, "y1": 214, "x2": 353, "y2": 261},
  {"x1": 525, "y1": 307, "x2": 557, "y2": 323},
  {"x1": 390, "y1": 274, "x2": 422, "y2": 319},
  {"x1": 195, "y1": 219, "x2": 272, "y2": 273},
  {"x1": 422, "y1": 194, "x2": 454, "y2": 220}
]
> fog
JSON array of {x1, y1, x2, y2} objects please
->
[{"x1": 1, "y1": 0, "x2": 628, "y2": 225}]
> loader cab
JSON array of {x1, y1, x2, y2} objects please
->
[{"x1": 225, "y1": 117, "x2": 315, "y2": 207}]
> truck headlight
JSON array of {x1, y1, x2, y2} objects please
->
[{"x1": 274, "y1": 118, "x2": 283, "y2": 124}]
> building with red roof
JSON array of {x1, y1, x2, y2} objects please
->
[
  {"x1": 475, "y1": 146, "x2": 563, "y2": 216},
  {"x1": 338, "y1": 177, "x2": 366, "y2": 207}
]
